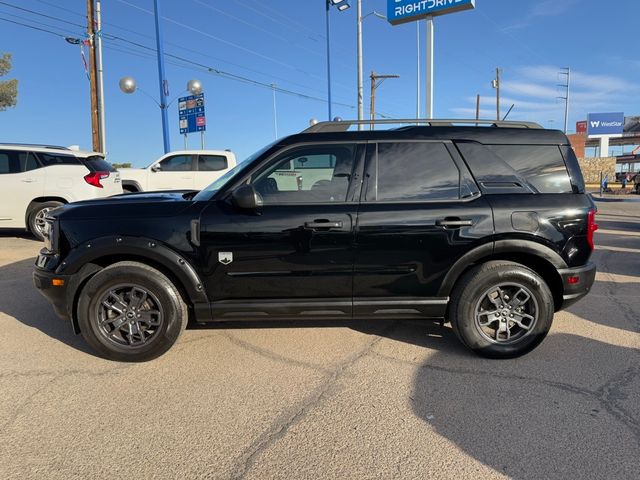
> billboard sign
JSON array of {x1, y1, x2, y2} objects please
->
[
  {"x1": 387, "y1": 0, "x2": 475, "y2": 25},
  {"x1": 587, "y1": 112, "x2": 624, "y2": 137},
  {"x1": 576, "y1": 121, "x2": 587, "y2": 134},
  {"x1": 178, "y1": 93, "x2": 206, "y2": 135}
]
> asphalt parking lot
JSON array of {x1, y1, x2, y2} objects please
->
[{"x1": 0, "y1": 198, "x2": 638, "y2": 480}]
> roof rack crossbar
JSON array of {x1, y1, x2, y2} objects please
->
[{"x1": 303, "y1": 118, "x2": 543, "y2": 133}]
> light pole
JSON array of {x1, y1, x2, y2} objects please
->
[
  {"x1": 357, "y1": 9, "x2": 385, "y2": 130},
  {"x1": 152, "y1": 0, "x2": 171, "y2": 153},
  {"x1": 325, "y1": 0, "x2": 350, "y2": 121}
]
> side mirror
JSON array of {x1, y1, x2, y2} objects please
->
[
  {"x1": 231, "y1": 184, "x2": 263, "y2": 213},
  {"x1": 151, "y1": 164, "x2": 162, "y2": 172}
]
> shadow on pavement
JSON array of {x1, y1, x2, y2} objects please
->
[
  {"x1": 0, "y1": 229, "x2": 38, "y2": 241},
  {"x1": 0, "y1": 258, "x2": 93, "y2": 355},
  {"x1": 410, "y1": 329, "x2": 640, "y2": 479}
]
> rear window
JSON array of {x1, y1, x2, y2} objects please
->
[
  {"x1": 37, "y1": 153, "x2": 82, "y2": 167},
  {"x1": 487, "y1": 145, "x2": 573, "y2": 194},
  {"x1": 198, "y1": 155, "x2": 228, "y2": 171},
  {"x1": 81, "y1": 155, "x2": 116, "y2": 172}
]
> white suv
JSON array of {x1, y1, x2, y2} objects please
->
[
  {"x1": 118, "y1": 150, "x2": 236, "y2": 193},
  {"x1": 0, "y1": 144, "x2": 122, "y2": 240}
]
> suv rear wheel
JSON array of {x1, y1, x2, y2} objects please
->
[
  {"x1": 77, "y1": 261, "x2": 188, "y2": 362},
  {"x1": 28, "y1": 201, "x2": 63, "y2": 241},
  {"x1": 449, "y1": 261, "x2": 554, "y2": 359}
]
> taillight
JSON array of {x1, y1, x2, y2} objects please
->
[
  {"x1": 84, "y1": 171, "x2": 110, "y2": 188},
  {"x1": 587, "y1": 208, "x2": 598, "y2": 250}
]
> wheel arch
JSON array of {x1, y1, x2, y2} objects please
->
[
  {"x1": 121, "y1": 180, "x2": 142, "y2": 192},
  {"x1": 439, "y1": 239, "x2": 567, "y2": 312},
  {"x1": 25, "y1": 197, "x2": 69, "y2": 225},
  {"x1": 58, "y1": 236, "x2": 209, "y2": 333}
]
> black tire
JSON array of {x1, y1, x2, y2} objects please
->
[
  {"x1": 27, "y1": 201, "x2": 63, "y2": 241},
  {"x1": 449, "y1": 261, "x2": 554, "y2": 359},
  {"x1": 77, "y1": 261, "x2": 188, "y2": 362}
]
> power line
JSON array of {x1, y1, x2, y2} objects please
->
[
  {"x1": 0, "y1": 1, "x2": 85, "y2": 28},
  {"x1": 0, "y1": 15, "x2": 68, "y2": 38}
]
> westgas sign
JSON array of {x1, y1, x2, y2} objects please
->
[
  {"x1": 587, "y1": 112, "x2": 624, "y2": 137},
  {"x1": 388, "y1": 0, "x2": 476, "y2": 25}
]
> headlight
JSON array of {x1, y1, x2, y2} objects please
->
[{"x1": 42, "y1": 217, "x2": 58, "y2": 252}]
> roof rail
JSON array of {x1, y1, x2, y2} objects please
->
[
  {"x1": 303, "y1": 118, "x2": 544, "y2": 133},
  {"x1": 0, "y1": 143, "x2": 71, "y2": 150}
]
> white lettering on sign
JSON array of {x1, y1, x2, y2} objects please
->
[
  {"x1": 590, "y1": 120, "x2": 622, "y2": 128},
  {"x1": 394, "y1": 0, "x2": 463, "y2": 16}
]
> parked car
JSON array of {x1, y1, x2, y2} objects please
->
[
  {"x1": 0, "y1": 144, "x2": 121, "y2": 240},
  {"x1": 34, "y1": 119, "x2": 597, "y2": 362},
  {"x1": 118, "y1": 150, "x2": 236, "y2": 192}
]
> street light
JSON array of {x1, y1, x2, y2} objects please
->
[
  {"x1": 325, "y1": 0, "x2": 350, "y2": 120},
  {"x1": 119, "y1": 77, "x2": 203, "y2": 148}
]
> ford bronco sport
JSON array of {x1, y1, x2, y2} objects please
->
[{"x1": 33, "y1": 119, "x2": 597, "y2": 362}]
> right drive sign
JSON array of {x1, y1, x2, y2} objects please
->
[{"x1": 587, "y1": 112, "x2": 624, "y2": 137}]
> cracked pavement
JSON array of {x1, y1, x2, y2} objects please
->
[{"x1": 0, "y1": 198, "x2": 638, "y2": 479}]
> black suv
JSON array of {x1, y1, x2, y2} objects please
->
[{"x1": 33, "y1": 119, "x2": 597, "y2": 362}]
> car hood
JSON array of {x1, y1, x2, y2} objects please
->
[{"x1": 52, "y1": 191, "x2": 198, "y2": 220}]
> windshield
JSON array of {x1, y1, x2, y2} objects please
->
[{"x1": 193, "y1": 141, "x2": 278, "y2": 201}]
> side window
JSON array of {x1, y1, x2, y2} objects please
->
[
  {"x1": 198, "y1": 155, "x2": 228, "y2": 171},
  {"x1": 372, "y1": 142, "x2": 460, "y2": 202},
  {"x1": 487, "y1": 145, "x2": 573, "y2": 194},
  {"x1": 160, "y1": 155, "x2": 193, "y2": 172},
  {"x1": 37, "y1": 153, "x2": 82, "y2": 166},
  {"x1": 19, "y1": 152, "x2": 40, "y2": 172},
  {"x1": 0, "y1": 151, "x2": 20, "y2": 174},
  {"x1": 250, "y1": 144, "x2": 356, "y2": 204}
]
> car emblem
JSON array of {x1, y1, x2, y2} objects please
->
[{"x1": 218, "y1": 252, "x2": 233, "y2": 265}]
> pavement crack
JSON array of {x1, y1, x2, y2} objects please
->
[
  {"x1": 596, "y1": 365, "x2": 640, "y2": 443},
  {"x1": 221, "y1": 322, "x2": 396, "y2": 480}
]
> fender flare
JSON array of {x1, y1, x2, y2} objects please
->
[
  {"x1": 437, "y1": 239, "x2": 568, "y2": 297},
  {"x1": 56, "y1": 235, "x2": 209, "y2": 305}
]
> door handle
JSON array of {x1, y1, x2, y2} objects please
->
[
  {"x1": 304, "y1": 219, "x2": 344, "y2": 229},
  {"x1": 21, "y1": 178, "x2": 36, "y2": 183},
  {"x1": 436, "y1": 218, "x2": 473, "y2": 228}
]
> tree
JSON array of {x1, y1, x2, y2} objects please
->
[{"x1": 0, "y1": 53, "x2": 18, "y2": 111}]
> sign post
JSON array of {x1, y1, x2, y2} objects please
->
[
  {"x1": 387, "y1": 0, "x2": 475, "y2": 119},
  {"x1": 178, "y1": 92, "x2": 206, "y2": 149}
]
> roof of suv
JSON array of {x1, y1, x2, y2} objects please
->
[{"x1": 0, "y1": 143, "x2": 102, "y2": 158}]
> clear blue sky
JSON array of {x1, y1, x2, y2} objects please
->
[{"x1": 1, "y1": 0, "x2": 639, "y2": 166}]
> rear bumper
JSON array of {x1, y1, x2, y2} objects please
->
[{"x1": 557, "y1": 262, "x2": 596, "y2": 309}]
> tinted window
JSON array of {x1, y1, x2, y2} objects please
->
[
  {"x1": 37, "y1": 153, "x2": 82, "y2": 167},
  {"x1": 251, "y1": 144, "x2": 356, "y2": 204},
  {"x1": 374, "y1": 142, "x2": 460, "y2": 201},
  {"x1": 160, "y1": 155, "x2": 193, "y2": 171},
  {"x1": 487, "y1": 145, "x2": 572, "y2": 194},
  {"x1": 81, "y1": 155, "x2": 116, "y2": 172},
  {"x1": 19, "y1": 152, "x2": 39, "y2": 172},
  {"x1": 0, "y1": 152, "x2": 12, "y2": 174},
  {"x1": 198, "y1": 155, "x2": 228, "y2": 171}
]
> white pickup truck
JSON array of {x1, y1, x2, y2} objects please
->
[{"x1": 119, "y1": 150, "x2": 236, "y2": 192}]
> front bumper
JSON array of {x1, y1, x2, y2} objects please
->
[
  {"x1": 33, "y1": 265, "x2": 72, "y2": 322},
  {"x1": 557, "y1": 261, "x2": 596, "y2": 309}
]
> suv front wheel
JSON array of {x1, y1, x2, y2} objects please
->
[
  {"x1": 77, "y1": 261, "x2": 188, "y2": 362},
  {"x1": 449, "y1": 261, "x2": 554, "y2": 359},
  {"x1": 28, "y1": 201, "x2": 63, "y2": 241}
]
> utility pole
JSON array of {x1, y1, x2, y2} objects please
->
[
  {"x1": 370, "y1": 71, "x2": 400, "y2": 129},
  {"x1": 558, "y1": 67, "x2": 570, "y2": 133},
  {"x1": 492, "y1": 67, "x2": 501, "y2": 121},
  {"x1": 475, "y1": 94, "x2": 480, "y2": 121},
  {"x1": 86, "y1": 0, "x2": 101, "y2": 152},
  {"x1": 325, "y1": 0, "x2": 333, "y2": 121},
  {"x1": 271, "y1": 83, "x2": 278, "y2": 139},
  {"x1": 95, "y1": 0, "x2": 106, "y2": 153}
]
